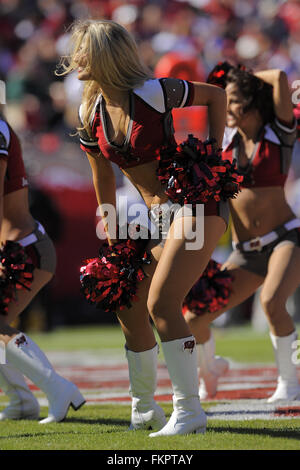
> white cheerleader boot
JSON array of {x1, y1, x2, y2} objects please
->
[
  {"x1": 126, "y1": 344, "x2": 166, "y2": 431},
  {"x1": 0, "y1": 362, "x2": 40, "y2": 420},
  {"x1": 267, "y1": 331, "x2": 300, "y2": 403},
  {"x1": 149, "y1": 336, "x2": 207, "y2": 437},
  {"x1": 6, "y1": 333, "x2": 85, "y2": 423},
  {"x1": 197, "y1": 332, "x2": 229, "y2": 399}
]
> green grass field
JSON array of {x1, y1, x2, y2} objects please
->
[
  {"x1": 0, "y1": 324, "x2": 300, "y2": 453},
  {"x1": 26, "y1": 322, "x2": 280, "y2": 362}
]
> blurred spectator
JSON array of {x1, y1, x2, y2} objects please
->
[{"x1": 1, "y1": 0, "x2": 299, "y2": 142}]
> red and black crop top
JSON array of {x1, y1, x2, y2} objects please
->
[
  {"x1": 78, "y1": 78, "x2": 195, "y2": 169},
  {"x1": 222, "y1": 118, "x2": 297, "y2": 188},
  {"x1": 0, "y1": 118, "x2": 28, "y2": 195}
]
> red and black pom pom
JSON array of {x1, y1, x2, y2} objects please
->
[
  {"x1": 0, "y1": 241, "x2": 35, "y2": 315},
  {"x1": 182, "y1": 259, "x2": 234, "y2": 316},
  {"x1": 80, "y1": 226, "x2": 151, "y2": 313},
  {"x1": 206, "y1": 61, "x2": 234, "y2": 88},
  {"x1": 157, "y1": 135, "x2": 243, "y2": 208},
  {"x1": 0, "y1": 282, "x2": 11, "y2": 316}
]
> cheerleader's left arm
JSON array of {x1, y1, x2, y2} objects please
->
[
  {"x1": 191, "y1": 82, "x2": 227, "y2": 148},
  {"x1": 254, "y1": 69, "x2": 294, "y2": 125}
]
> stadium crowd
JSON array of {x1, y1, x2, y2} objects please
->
[
  {"x1": 1, "y1": 0, "x2": 300, "y2": 133},
  {"x1": 1, "y1": 0, "x2": 300, "y2": 329}
]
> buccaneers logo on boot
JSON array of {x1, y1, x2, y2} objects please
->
[
  {"x1": 183, "y1": 339, "x2": 195, "y2": 354},
  {"x1": 15, "y1": 335, "x2": 28, "y2": 347}
]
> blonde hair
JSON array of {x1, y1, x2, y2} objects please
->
[{"x1": 57, "y1": 20, "x2": 152, "y2": 136}]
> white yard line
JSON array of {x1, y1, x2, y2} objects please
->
[{"x1": 1, "y1": 351, "x2": 300, "y2": 420}]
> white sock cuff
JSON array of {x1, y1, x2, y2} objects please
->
[
  {"x1": 125, "y1": 343, "x2": 159, "y2": 356},
  {"x1": 269, "y1": 330, "x2": 298, "y2": 345},
  {"x1": 162, "y1": 336, "x2": 196, "y2": 353}
]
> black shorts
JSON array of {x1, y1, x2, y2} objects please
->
[
  {"x1": 227, "y1": 227, "x2": 300, "y2": 278},
  {"x1": 20, "y1": 221, "x2": 57, "y2": 274}
]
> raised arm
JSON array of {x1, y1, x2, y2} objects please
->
[
  {"x1": 254, "y1": 69, "x2": 294, "y2": 125},
  {"x1": 191, "y1": 82, "x2": 227, "y2": 148},
  {"x1": 85, "y1": 151, "x2": 117, "y2": 244}
]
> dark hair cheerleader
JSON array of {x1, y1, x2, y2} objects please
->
[{"x1": 207, "y1": 61, "x2": 275, "y2": 125}]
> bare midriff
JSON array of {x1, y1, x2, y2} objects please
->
[
  {"x1": 122, "y1": 159, "x2": 169, "y2": 209},
  {"x1": 229, "y1": 186, "x2": 295, "y2": 242}
]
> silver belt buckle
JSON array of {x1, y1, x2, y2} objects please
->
[{"x1": 248, "y1": 236, "x2": 262, "y2": 252}]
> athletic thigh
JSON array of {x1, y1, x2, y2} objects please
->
[
  {"x1": 148, "y1": 216, "x2": 226, "y2": 311},
  {"x1": 261, "y1": 243, "x2": 300, "y2": 304}
]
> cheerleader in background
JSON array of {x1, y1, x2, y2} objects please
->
[
  {"x1": 184, "y1": 64, "x2": 300, "y2": 403},
  {"x1": 0, "y1": 81, "x2": 85, "y2": 423}
]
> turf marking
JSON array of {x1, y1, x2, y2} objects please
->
[{"x1": 1, "y1": 352, "x2": 300, "y2": 421}]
